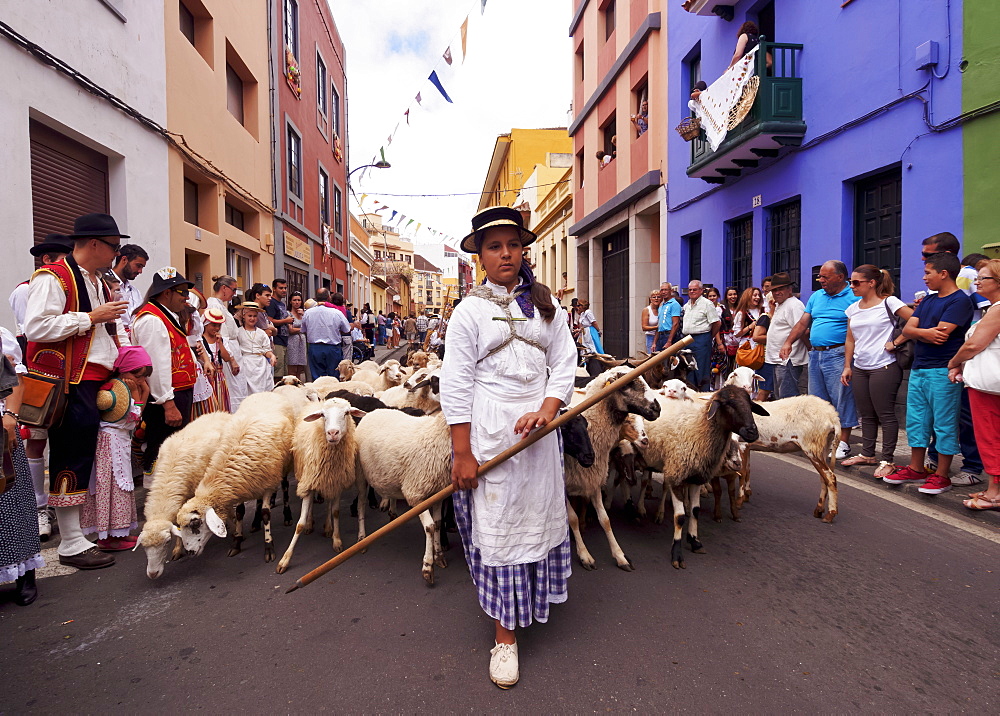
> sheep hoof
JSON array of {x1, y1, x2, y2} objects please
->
[
  {"x1": 422, "y1": 569, "x2": 435, "y2": 586},
  {"x1": 579, "y1": 558, "x2": 597, "y2": 571},
  {"x1": 275, "y1": 562, "x2": 288, "y2": 575},
  {"x1": 283, "y1": 507, "x2": 292, "y2": 526},
  {"x1": 813, "y1": 506, "x2": 825, "y2": 519},
  {"x1": 822, "y1": 510, "x2": 837, "y2": 524},
  {"x1": 713, "y1": 515, "x2": 723, "y2": 523},
  {"x1": 434, "y1": 554, "x2": 447, "y2": 569},
  {"x1": 671, "y1": 560, "x2": 685, "y2": 570},
  {"x1": 227, "y1": 547, "x2": 242, "y2": 558},
  {"x1": 732, "y1": 515, "x2": 741, "y2": 523},
  {"x1": 388, "y1": 511, "x2": 398, "y2": 520},
  {"x1": 616, "y1": 558, "x2": 635, "y2": 572},
  {"x1": 264, "y1": 546, "x2": 275, "y2": 563},
  {"x1": 653, "y1": 513, "x2": 665, "y2": 525},
  {"x1": 323, "y1": 528, "x2": 332, "y2": 538}
]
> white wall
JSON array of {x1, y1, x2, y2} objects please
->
[{"x1": 0, "y1": 0, "x2": 170, "y2": 329}]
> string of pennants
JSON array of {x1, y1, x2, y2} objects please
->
[
  {"x1": 357, "y1": 0, "x2": 489, "y2": 185},
  {"x1": 356, "y1": 192, "x2": 460, "y2": 246}
]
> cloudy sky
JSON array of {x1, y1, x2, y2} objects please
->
[{"x1": 330, "y1": 0, "x2": 572, "y2": 247}]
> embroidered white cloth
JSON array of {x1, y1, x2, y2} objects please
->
[{"x1": 690, "y1": 47, "x2": 759, "y2": 151}]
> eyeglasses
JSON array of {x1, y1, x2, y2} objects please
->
[
  {"x1": 172, "y1": 288, "x2": 190, "y2": 297},
  {"x1": 921, "y1": 251, "x2": 942, "y2": 259},
  {"x1": 96, "y1": 238, "x2": 121, "y2": 251},
  {"x1": 975, "y1": 276, "x2": 998, "y2": 283},
  {"x1": 849, "y1": 279, "x2": 872, "y2": 287}
]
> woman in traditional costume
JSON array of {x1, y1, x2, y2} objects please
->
[{"x1": 441, "y1": 206, "x2": 577, "y2": 689}]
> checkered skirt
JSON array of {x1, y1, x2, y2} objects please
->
[{"x1": 452, "y1": 488, "x2": 571, "y2": 631}]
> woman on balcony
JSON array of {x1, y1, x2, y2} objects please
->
[{"x1": 729, "y1": 20, "x2": 772, "y2": 70}]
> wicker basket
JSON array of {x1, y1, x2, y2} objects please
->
[
  {"x1": 728, "y1": 75, "x2": 760, "y2": 129},
  {"x1": 675, "y1": 116, "x2": 702, "y2": 141}
]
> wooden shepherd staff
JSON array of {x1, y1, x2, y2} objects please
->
[{"x1": 285, "y1": 334, "x2": 695, "y2": 594}]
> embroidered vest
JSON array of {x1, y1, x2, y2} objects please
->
[
  {"x1": 25, "y1": 259, "x2": 99, "y2": 385},
  {"x1": 133, "y1": 302, "x2": 198, "y2": 391}
]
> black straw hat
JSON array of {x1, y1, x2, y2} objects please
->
[
  {"x1": 29, "y1": 234, "x2": 74, "y2": 258},
  {"x1": 460, "y1": 206, "x2": 537, "y2": 254},
  {"x1": 69, "y1": 213, "x2": 130, "y2": 239},
  {"x1": 145, "y1": 266, "x2": 194, "y2": 299}
]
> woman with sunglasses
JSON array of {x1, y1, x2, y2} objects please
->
[
  {"x1": 949, "y1": 259, "x2": 1000, "y2": 510},
  {"x1": 840, "y1": 265, "x2": 914, "y2": 477}
]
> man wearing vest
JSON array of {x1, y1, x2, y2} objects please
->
[
  {"x1": 131, "y1": 267, "x2": 198, "y2": 476},
  {"x1": 23, "y1": 213, "x2": 129, "y2": 570}
]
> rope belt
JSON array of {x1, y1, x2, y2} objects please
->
[{"x1": 468, "y1": 285, "x2": 545, "y2": 360}]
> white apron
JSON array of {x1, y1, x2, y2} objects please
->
[{"x1": 208, "y1": 297, "x2": 247, "y2": 410}]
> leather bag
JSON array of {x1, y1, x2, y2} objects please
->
[
  {"x1": 884, "y1": 300, "x2": 913, "y2": 371},
  {"x1": 735, "y1": 339, "x2": 765, "y2": 370},
  {"x1": 18, "y1": 372, "x2": 68, "y2": 429}
]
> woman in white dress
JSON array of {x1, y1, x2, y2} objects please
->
[
  {"x1": 207, "y1": 276, "x2": 247, "y2": 411},
  {"x1": 236, "y1": 302, "x2": 275, "y2": 395},
  {"x1": 442, "y1": 206, "x2": 577, "y2": 689}
]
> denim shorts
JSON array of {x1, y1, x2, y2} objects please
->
[
  {"x1": 758, "y1": 362, "x2": 776, "y2": 392},
  {"x1": 906, "y1": 367, "x2": 963, "y2": 454}
]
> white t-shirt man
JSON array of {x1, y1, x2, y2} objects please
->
[
  {"x1": 845, "y1": 296, "x2": 907, "y2": 370},
  {"x1": 766, "y1": 296, "x2": 807, "y2": 366}
]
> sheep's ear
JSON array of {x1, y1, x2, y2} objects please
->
[
  {"x1": 750, "y1": 402, "x2": 770, "y2": 417},
  {"x1": 133, "y1": 534, "x2": 143, "y2": 551},
  {"x1": 706, "y1": 400, "x2": 720, "y2": 421},
  {"x1": 349, "y1": 408, "x2": 366, "y2": 418},
  {"x1": 303, "y1": 410, "x2": 325, "y2": 422},
  {"x1": 170, "y1": 524, "x2": 183, "y2": 538},
  {"x1": 670, "y1": 356, "x2": 679, "y2": 370},
  {"x1": 205, "y1": 507, "x2": 227, "y2": 538},
  {"x1": 753, "y1": 374, "x2": 765, "y2": 382},
  {"x1": 378, "y1": 364, "x2": 389, "y2": 374}
]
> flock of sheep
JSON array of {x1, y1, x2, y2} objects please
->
[{"x1": 135, "y1": 348, "x2": 842, "y2": 584}]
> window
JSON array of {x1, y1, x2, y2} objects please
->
[
  {"x1": 331, "y1": 84, "x2": 341, "y2": 137},
  {"x1": 683, "y1": 231, "x2": 702, "y2": 287},
  {"x1": 287, "y1": 126, "x2": 302, "y2": 197},
  {"x1": 283, "y1": 0, "x2": 299, "y2": 58},
  {"x1": 225, "y1": 202, "x2": 245, "y2": 231},
  {"x1": 725, "y1": 216, "x2": 754, "y2": 291},
  {"x1": 316, "y1": 55, "x2": 328, "y2": 116},
  {"x1": 226, "y1": 63, "x2": 244, "y2": 125},
  {"x1": 184, "y1": 178, "x2": 199, "y2": 226},
  {"x1": 602, "y1": 118, "x2": 617, "y2": 157},
  {"x1": 285, "y1": 265, "x2": 307, "y2": 296},
  {"x1": 766, "y1": 199, "x2": 801, "y2": 290},
  {"x1": 179, "y1": 1, "x2": 196, "y2": 44},
  {"x1": 575, "y1": 44, "x2": 585, "y2": 85},
  {"x1": 577, "y1": 148, "x2": 586, "y2": 188},
  {"x1": 226, "y1": 247, "x2": 252, "y2": 292},
  {"x1": 333, "y1": 186, "x2": 343, "y2": 234},
  {"x1": 604, "y1": 0, "x2": 615, "y2": 41},
  {"x1": 319, "y1": 168, "x2": 330, "y2": 225},
  {"x1": 683, "y1": 45, "x2": 702, "y2": 117}
]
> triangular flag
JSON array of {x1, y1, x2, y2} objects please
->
[
  {"x1": 481, "y1": 0, "x2": 487, "y2": 14},
  {"x1": 415, "y1": 92, "x2": 422, "y2": 105},
  {"x1": 461, "y1": 17, "x2": 469, "y2": 62},
  {"x1": 359, "y1": 193, "x2": 368, "y2": 206},
  {"x1": 443, "y1": 47, "x2": 452, "y2": 65},
  {"x1": 406, "y1": 219, "x2": 414, "y2": 230},
  {"x1": 397, "y1": 214, "x2": 407, "y2": 227},
  {"x1": 416, "y1": 223, "x2": 422, "y2": 233},
  {"x1": 379, "y1": 146, "x2": 388, "y2": 164},
  {"x1": 387, "y1": 134, "x2": 393, "y2": 146},
  {"x1": 389, "y1": 210, "x2": 398, "y2": 222},
  {"x1": 428, "y1": 71, "x2": 453, "y2": 103},
  {"x1": 404, "y1": 108, "x2": 410, "y2": 125}
]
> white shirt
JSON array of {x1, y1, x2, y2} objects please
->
[
  {"x1": 108, "y1": 268, "x2": 143, "y2": 327},
  {"x1": 643, "y1": 305, "x2": 658, "y2": 337},
  {"x1": 23, "y1": 266, "x2": 118, "y2": 371},
  {"x1": 846, "y1": 296, "x2": 907, "y2": 370},
  {"x1": 766, "y1": 296, "x2": 808, "y2": 366},
  {"x1": 131, "y1": 304, "x2": 196, "y2": 404},
  {"x1": 682, "y1": 296, "x2": 720, "y2": 335},
  {"x1": 8, "y1": 282, "x2": 30, "y2": 335},
  {"x1": 206, "y1": 296, "x2": 239, "y2": 341},
  {"x1": 1, "y1": 326, "x2": 26, "y2": 373}
]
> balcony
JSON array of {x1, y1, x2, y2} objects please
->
[{"x1": 687, "y1": 40, "x2": 806, "y2": 184}]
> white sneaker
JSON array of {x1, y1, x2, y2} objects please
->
[
  {"x1": 835, "y1": 441, "x2": 851, "y2": 460},
  {"x1": 37, "y1": 507, "x2": 52, "y2": 541},
  {"x1": 951, "y1": 471, "x2": 983, "y2": 487},
  {"x1": 489, "y1": 641, "x2": 519, "y2": 689}
]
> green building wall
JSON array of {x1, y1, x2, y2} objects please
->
[{"x1": 964, "y1": 0, "x2": 1000, "y2": 257}]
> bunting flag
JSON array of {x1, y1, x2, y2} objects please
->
[
  {"x1": 406, "y1": 219, "x2": 415, "y2": 230},
  {"x1": 461, "y1": 17, "x2": 469, "y2": 62},
  {"x1": 415, "y1": 92, "x2": 422, "y2": 105},
  {"x1": 415, "y1": 222, "x2": 422, "y2": 233},
  {"x1": 443, "y1": 47, "x2": 453, "y2": 65},
  {"x1": 359, "y1": 193, "x2": 367, "y2": 206},
  {"x1": 389, "y1": 210, "x2": 398, "y2": 222},
  {"x1": 404, "y1": 108, "x2": 410, "y2": 125},
  {"x1": 428, "y1": 71, "x2": 453, "y2": 103},
  {"x1": 481, "y1": 0, "x2": 487, "y2": 13}
]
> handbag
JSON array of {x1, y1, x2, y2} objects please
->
[
  {"x1": 18, "y1": 372, "x2": 68, "y2": 428},
  {"x1": 736, "y1": 339, "x2": 765, "y2": 370},
  {"x1": 1, "y1": 427, "x2": 15, "y2": 495},
  {"x1": 884, "y1": 300, "x2": 913, "y2": 370},
  {"x1": 962, "y1": 321, "x2": 1000, "y2": 395}
]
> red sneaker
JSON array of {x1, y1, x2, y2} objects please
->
[
  {"x1": 918, "y1": 473, "x2": 952, "y2": 495},
  {"x1": 97, "y1": 536, "x2": 138, "y2": 552},
  {"x1": 883, "y1": 466, "x2": 927, "y2": 484}
]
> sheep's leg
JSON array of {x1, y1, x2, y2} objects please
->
[
  {"x1": 809, "y1": 455, "x2": 839, "y2": 523},
  {"x1": 261, "y1": 490, "x2": 275, "y2": 563},
  {"x1": 355, "y1": 478, "x2": 367, "y2": 548},
  {"x1": 329, "y1": 491, "x2": 343, "y2": 554},
  {"x1": 228, "y1": 503, "x2": 246, "y2": 557},
  {"x1": 710, "y1": 476, "x2": 724, "y2": 522},
  {"x1": 430, "y1": 502, "x2": 447, "y2": 569},
  {"x1": 669, "y1": 486, "x2": 687, "y2": 569},
  {"x1": 725, "y1": 473, "x2": 741, "y2": 522},
  {"x1": 323, "y1": 500, "x2": 334, "y2": 538},
  {"x1": 591, "y1": 492, "x2": 633, "y2": 572},
  {"x1": 686, "y1": 482, "x2": 705, "y2": 554},
  {"x1": 276, "y1": 491, "x2": 313, "y2": 574},
  {"x1": 636, "y1": 472, "x2": 650, "y2": 519},
  {"x1": 654, "y1": 475, "x2": 670, "y2": 524},
  {"x1": 281, "y1": 476, "x2": 292, "y2": 526},
  {"x1": 566, "y1": 497, "x2": 597, "y2": 570},
  {"x1": 418, "y1": 509, "x2": 437, "y2": 586},
  {"x1": 388, "y1": 498, "x2": 398, "y2": 520},
  {"x1": 250, "y1": 498, "x2": 264, "y2": 532},
  {"x1": 738, "y1": 449, "x2": 751, "y2": 505},
  {"x1": 170, "y1": 535, "x2": 186, "y2": 561}
]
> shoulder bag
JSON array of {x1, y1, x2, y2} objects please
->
[
  {"x1": 962, "y1": 319, "x2": 1000, "y2": 395},
  {"x1": 736, "y1": 339, "x2": 765, "y2": 370},
  {"x1": 884, "y1": 300, "x2": 913, "y2": 370}
]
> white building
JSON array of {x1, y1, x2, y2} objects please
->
[{"x1": 1, "y1": 1, "x2": 170, "y2": 328}]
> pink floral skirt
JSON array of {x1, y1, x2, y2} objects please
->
[{"x1": 81, "y1": 429, "x2": 137, "y2": 539}]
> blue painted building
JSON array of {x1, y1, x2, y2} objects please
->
[{"x1": 666, "y1": 0, "x2": 964, "y2": 301}]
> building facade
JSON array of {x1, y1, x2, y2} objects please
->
[
  {"x1": 569, "y1": 0, "x2": 667, "y2": 358},
  {"x1": 348, "y1": 213, "x2": 374, "y2": 308},
  {"x1": 269, "y1": 0, "x2": 350, "y2": 299},
  {"x1": 667, "y1": 0, "x2": 965, "y2": 301},
  {"x1": 364, "y1": 213, "x2": 414, "y2": 316},
  {"x1": 519, "y1": 156, "x2": 574, "y2": 306},
  {"x1": 2, "y1": 1, "x2": 170, "y2": 327},
  {"x1": 167, "y1": 0, "x2": 273, "y2": 295}
]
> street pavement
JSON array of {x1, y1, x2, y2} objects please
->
[{"x1": 2, "y1": 449, "x2": 998, "y2": 713}]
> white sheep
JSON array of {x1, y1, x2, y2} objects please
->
[
  {"x1": 351, "y1": 359, "x2": 405, "y2": 392},
  {"x1": 641, "y1": 385, "x2": 769, "y2": 569},
  {"x1": 311, "y1": 375, "x2": 374, "y2": 397},
  {"x1": 724, "y1": 366, "x2": 764, "y2": 394},
  {"x1": 275, "y1": 397, "x2": 366, "y2": 574},
  {"x1": 737, "y1": 395, "x2": 840, "y2": 522},
  {"x1": 356, "y1": 360, "x2": 380, "y2": 372},
  {"x1": 175, "y1": 392, "x2": 295, "y2": 562},
  {"x1": 564, "y1": 367, "x2": 662, "y2": 571},
  {"x1": 354, "y1": 410, "x2": 452, "y2": 585},
  {"x1": 660, "y1": 379, "x2": 693, "y2": 401},
  {"x1": 272, "y1": 383, "x2": 319, "y2": 406},
  {"x1": 378, "y1": 366, "x2": 441, "y2": 414},
  {"x1": 336, "y1": 359, "x2": 356, "y2": 380},
  {"x1": 137, "y1": 411, "x2": 233, "y2": 579}
]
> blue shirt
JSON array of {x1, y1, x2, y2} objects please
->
[
  {"x1": 911, "y1": 290, "x2": 973, "y2": 370},
  {"x1": 300, "y1": 304, "x2": 350, "y2": 345},
  {"x1": 657, "y1": 299, "x2": 682, "y2": 332},
  {"x1": 804, "y1": 286, "x2": 859, "y2": 346}
]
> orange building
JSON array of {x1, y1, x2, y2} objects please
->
[{"x1": 569, "y1": 0, "x2": 666, "y2": 357}]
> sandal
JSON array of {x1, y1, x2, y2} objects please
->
[
  {"x1": 963, "y1": 495, "x2": 1000, "y2": 511},
  {"x1": 841, "y1": 455, "x2": 878, "y2": 467},
  {"x1": 874, "y1": 461, "x2": 896, "y2": 479}
]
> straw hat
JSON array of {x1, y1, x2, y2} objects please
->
[
  {"x1": 238, "y1": 301, "x2": 262, "y2": 313},
  {"x1": 460, "y1": 206, "x2": 537, "y2": 253},
  {"x1": 203, "y1": 308, "x2": 226, "y2": 324},
  {"x1": 96, "y1": 379, "x2": 132, "y2": 423}
]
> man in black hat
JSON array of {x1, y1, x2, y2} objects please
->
[
  {"x1": 9, "y1": 234, "x2": 76, "y2": 541},
  {"x1": 131, "y1": 267, "x2": 199, "y2": 474},
  {"x1": 23, "y1": 213, "x2": 129, "y2": 569}
]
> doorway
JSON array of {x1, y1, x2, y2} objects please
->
[
  {"x1": 854, "y1": 169, "x2": 902, "y2": 295},
  {"x1": 601, "y1": 229, "x2": 630, "y2": 358}
]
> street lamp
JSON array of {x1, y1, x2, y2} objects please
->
[{"x1": 347, "y1": 160, "x2": 391, "y2": 186}]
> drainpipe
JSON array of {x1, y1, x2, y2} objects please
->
[{"x1": 266, "y1": 0, "x2": 282, "y2": 281}]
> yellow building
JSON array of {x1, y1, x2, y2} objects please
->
[
  {"x1": 166, "y1": 0, "x2": 274, "y2": 294},
  {"x1": 520, "y1": 159, "x2": 574, "y2": 305},
  {"x1": 413, "y1": 255, "x2": 449, "y2": 315},
  {"x1": 363, "y1": 213, "x2": 414, "y2": 316},
  {"x1": 473, "y1": 128, "x2": 574, "y2": 283}
]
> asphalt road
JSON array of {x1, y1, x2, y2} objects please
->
[{"x1": 2, "y1": 453, "x2": 998, "y2": 714}]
